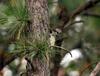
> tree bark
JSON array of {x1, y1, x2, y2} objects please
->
[
  {"x1": 26, "y1": 0, "x2": 50, "y2": 76},
  {"x1": 27, "y1": 0, "x2": 49, "y2": 41}
]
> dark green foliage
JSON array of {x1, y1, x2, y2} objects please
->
[{"x1": 0, "y1": 0, "x2": 28, "y2": 40}]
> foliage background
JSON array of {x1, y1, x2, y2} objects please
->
[{"x1": 0, "y1": 0, "x2": 100, "y2": 76}]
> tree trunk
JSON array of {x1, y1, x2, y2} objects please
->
[
  {"x1": 26, "y1": 0, "x2": 50, "y2": 76},
  {"x1": 27, "y1": 0, "x2": 49, "y2": 41}
]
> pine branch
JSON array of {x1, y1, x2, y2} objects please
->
[
  {"x1": 70, "y1": 0, "x2": 100, "y2": 19},
  {"x1": 58, "y1": 0, "x2": 100, "y2": 30},
  {"x1": 0, "y1": 49, "x2": 32, "y2": 71}
]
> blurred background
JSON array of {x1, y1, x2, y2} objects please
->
[{"x1": 0, "y1": 0, "x2": 100, "y2": 76}]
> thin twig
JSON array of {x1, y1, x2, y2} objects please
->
[
  {"x1": 59, "y1": 0, "x2": 100, "y2": 30},
  {"x1": 70, "y1": 20, "x2": 84, "y2": 26},
  {"x1": 83, "y1": 12, "x2": 100, "y2": 18},
  {"x1": 64, "y1": 20, "x2": 84, "y2": 29},
  {"x1": 50, "y1": 45, "x2": 72, "y2": 57}
]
